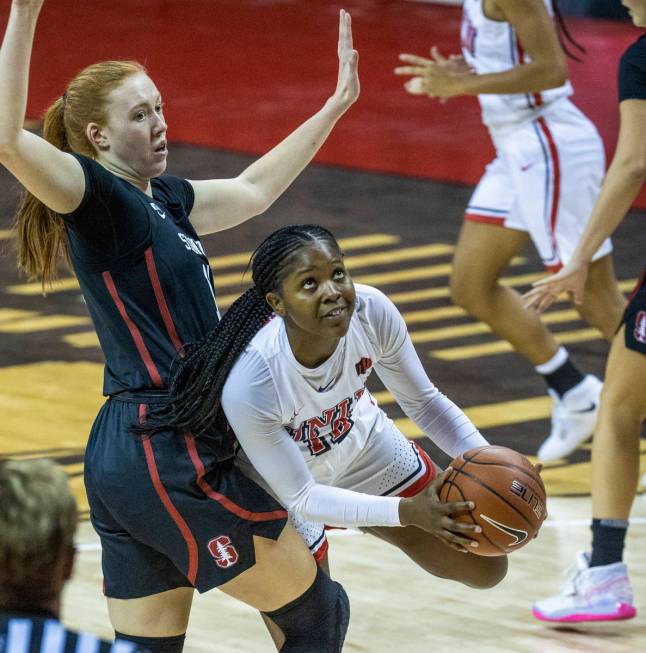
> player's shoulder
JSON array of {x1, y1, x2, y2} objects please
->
[
  {"x1": 622, "y1": 34, "x2": 646, "y2": 67},
  {"x1": 234, "y1": 316, "x2": 283, "y2": 378},
  {"x1": 354, "y1": 283, "x2": 391, "y2": 304},
  {"x1": 354, "y1": 283, "x2": 397, "y2": 317}
]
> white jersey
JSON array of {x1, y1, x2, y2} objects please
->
[
  {"x1": 461, "y1": 0, "x2": 573, "y2": 130},
  {"x1": 222, "y1": 284, "x2": 487, "y2": 530}
]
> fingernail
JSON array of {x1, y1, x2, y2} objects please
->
[
  {"x1": 475, "y1": 527, "x2": 482, "y2": 533},
  {"x1": 470, "y1": 541, "x2": 479, "y2": 548},
  {"x1": 468, "y1": 502, "x2": 475, "y2": 509}
]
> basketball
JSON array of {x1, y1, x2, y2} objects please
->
[{"x1": 439, "y1": 445, "x2": 547, "y2": 557}]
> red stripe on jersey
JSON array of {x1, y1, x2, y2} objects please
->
[
  {"x1": 397, "y1": 443, "x2": 436, "y2": 498},
  {"x1": 314, "y1": 537, "x2": 329, "y2": 563},
  {"x1": 184, "y1": 434, "x2": 288, "y2": 522},
  {"x1": 139, "y1": 404, "x2": 198, "y2": 585},
  {"x1": 103, "y1": 271, "x2": 163, "y2": 388},
  {"x1": 533, "y1": 92, "x2": 543, "y2": 107},
  {"x1": 545, "y1": 263, "x2": 563, "y2": 273},
  {"x1": 464, "y1": 213, "x2": 506, "y2": 227},
  {"x1": 144, "y1": 247, "x2": 184, "y2": 356},
  {"x1": 537, "y1": 117, "x2": 562, "y2": 267}
]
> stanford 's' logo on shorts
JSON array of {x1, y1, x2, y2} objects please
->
[
  {"x1": 635, "y1": 311, "x2": 646, "y2": 344},
  {"x1": 207, "y1": 535, "x2": 239, "y2": 569}
]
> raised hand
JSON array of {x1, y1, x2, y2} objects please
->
[
  {"x1": 395, "y1": 46, "x2": 473, "y2": 99},
  {"x1": 331, "y1": 9, "x2": 360, "y2": 109},
  {"x1": 399, "y1": 467, "x2": 481, "y2": 553},
  {"x1": 522, "y1": 259, "x2": 589, "y2": 313},
  {"x1": 430, "y1": 46, "x2": 472, "y2": 75}
]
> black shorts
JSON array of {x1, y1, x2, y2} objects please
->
[
  {"x1": 84, "y1": 393, "x2": 288, "y2": 599},
  {"x1": 621, "y1": 268, "x2": 646, "y2": 356}
]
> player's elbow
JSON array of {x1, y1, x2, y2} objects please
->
[
  {"x1": 236, "y1": 176, "x2": 274, "y2": 217},
  {"x1": 619, "y1": 157, "x2": 646, "y2": 181},
  {"x1": 538, "y1": 62, "x2": 568, "y2": 90},
  {"x1": 0, "y1": 137, "x2": 19, "y2": 161}
]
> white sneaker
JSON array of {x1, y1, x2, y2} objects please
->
[
  {"x1": 533, "y1": 552, "x2": 636, "y2": 623},
  {"x1": 537, "y1": 375, "x2": 603, "y2": 462}
]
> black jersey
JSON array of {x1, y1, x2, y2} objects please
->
[
  {"x1": 0, "y1": 611, "x2": 143, "y2": 653},
  {"x1": 618, "y1": 34, "x2": 646, "y2": 102},
  {"x1": 63, "y1": 155, "x2": 220, "y2": 395}
]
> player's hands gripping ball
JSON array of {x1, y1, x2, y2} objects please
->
[{"x1": 439, "y1": 445, "x2": 547, "y2": 556}]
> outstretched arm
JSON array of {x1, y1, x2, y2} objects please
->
[
  {"x1": 0, "y1": 0, "x2": 84, "y2": 213},
  {"x1": 523, "y1": 98, "x2": 646, "y2": 311},
  {"x1": 395, "y1": 0, "x2": 567, "y2": 99},
  {"x1": 188, "y1": 9, "x2": 360, "y2": 235}
]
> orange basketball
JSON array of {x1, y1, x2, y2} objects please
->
[{"x1": 439, "y1": 445, "x2": 547, "y2": 556}]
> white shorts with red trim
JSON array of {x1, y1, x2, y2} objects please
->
[
  {"x1": 290, "y1": 424, "x2": 436, "y2": 562},
  {"x1": 465, "y1": 99, "x2": 612, "y2": 271}
]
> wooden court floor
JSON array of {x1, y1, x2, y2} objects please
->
[{"x1": 63, "y1": 496, "x2": 646, "y2": 653}]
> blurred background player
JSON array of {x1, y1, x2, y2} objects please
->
[
  {"x1": 527, "y1": 0, "x2": 646, "y2": 622},
  {"x1": 0, "y1": 458, "x2": 144, "y2": 652},
  {"x1": 395, "y1": 0, "x2": 627, "y2": 462}
]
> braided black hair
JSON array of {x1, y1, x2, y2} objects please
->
[
  {"x1": 552, "y1": 0, "x2": 586, "y2": 63},
  {"x1": 152, "y1": 224, "x2": 340, "y2": 441}
]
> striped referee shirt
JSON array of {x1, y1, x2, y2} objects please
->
[{"x1": 0, "y1": 612, "x2": 143, "y2": 653}]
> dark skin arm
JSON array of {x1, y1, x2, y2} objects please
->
[{"x1": 395, "y1": 0, "x2": 568, "y2": 99}]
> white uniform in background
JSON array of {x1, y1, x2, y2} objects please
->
[
  {"x1": 222, "y1": 284, "x2": 488, "y2": 559},
  {"x1": 460, "y1": 0, "x2": 611, "y2": 270}
]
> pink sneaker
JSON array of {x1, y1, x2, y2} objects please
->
[{"x1": 533, "y1": 552, "x2": 636, "y2": 623}]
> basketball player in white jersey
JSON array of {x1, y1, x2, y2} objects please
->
[
  {"x1": 395, "y1": 0, "x2": 627, "y2": 462},
  {"x1": 162, "y1": 225, "x2": 511, "y2": 593}
]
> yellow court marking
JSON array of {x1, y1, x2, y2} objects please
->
[
  {"x1": 208, "y1": 233, "x2": 401, "y2": 270},
  {"x1": 353, "y1": 256, "x2": 527, "y2": 288},
  {"x1": 0, "y1": 315, "x2": 91, "y2": 333},
  {"x1": 0, "y1": 361, "x2": 104, "y2": 513},
  {"x1": 63, "y1": 331, "x2": 101, "y2": 349},
  {"x1": 5, "y1": 277, "x2": 80, "y2": 296},
  {"x1": 0, "y1": 361, "x2": 104, "y2": 454},
  {"x1": 0, "y1": 308, "x2": 39, "y2": 322},
  {"x1": 344, "y1": 243, "x2": 454, "y2": 269},
  {"x1": 411, "y1": 308, "x2": 585, "y2": 345},
  {"x1": 0, "y1": 229, "x2": 12, "y2": 240},
  {"x1": 430, "y1": 328, "x2": 603, "y2": 360},
  {"x1": 401, "y1": 305, "x2": 466, "y2": 324}
]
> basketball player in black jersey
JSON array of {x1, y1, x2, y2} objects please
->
[
  {"x1": 0, "y1": 459, "x2": 146, "y2": 653},
  {"x1": 526, "y1": 2, "x2": 646, "y2": 622},
  {"x1": 1, "y1": 1, "x2": 359, "y2": 650}
]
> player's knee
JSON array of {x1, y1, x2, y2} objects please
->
[
  {"x1": 449, "y1": 270, "x2": 468, "y2": 307},
  {"x1": 464, "y1": 555, "x2": 508, "y2": 590},
  {"x1": 262, "y1": 566, "x2": 350, "y2": 653},
  {"x1": 114, "y1": 632, "x2": 186, "y2": 653},
  {"x1": 449, "y1": 272, "x2": 486, "y2": 314}
]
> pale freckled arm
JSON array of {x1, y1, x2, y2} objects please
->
[{"x1": 0, "y1": 1, "x2": 85, "y2": 212}]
